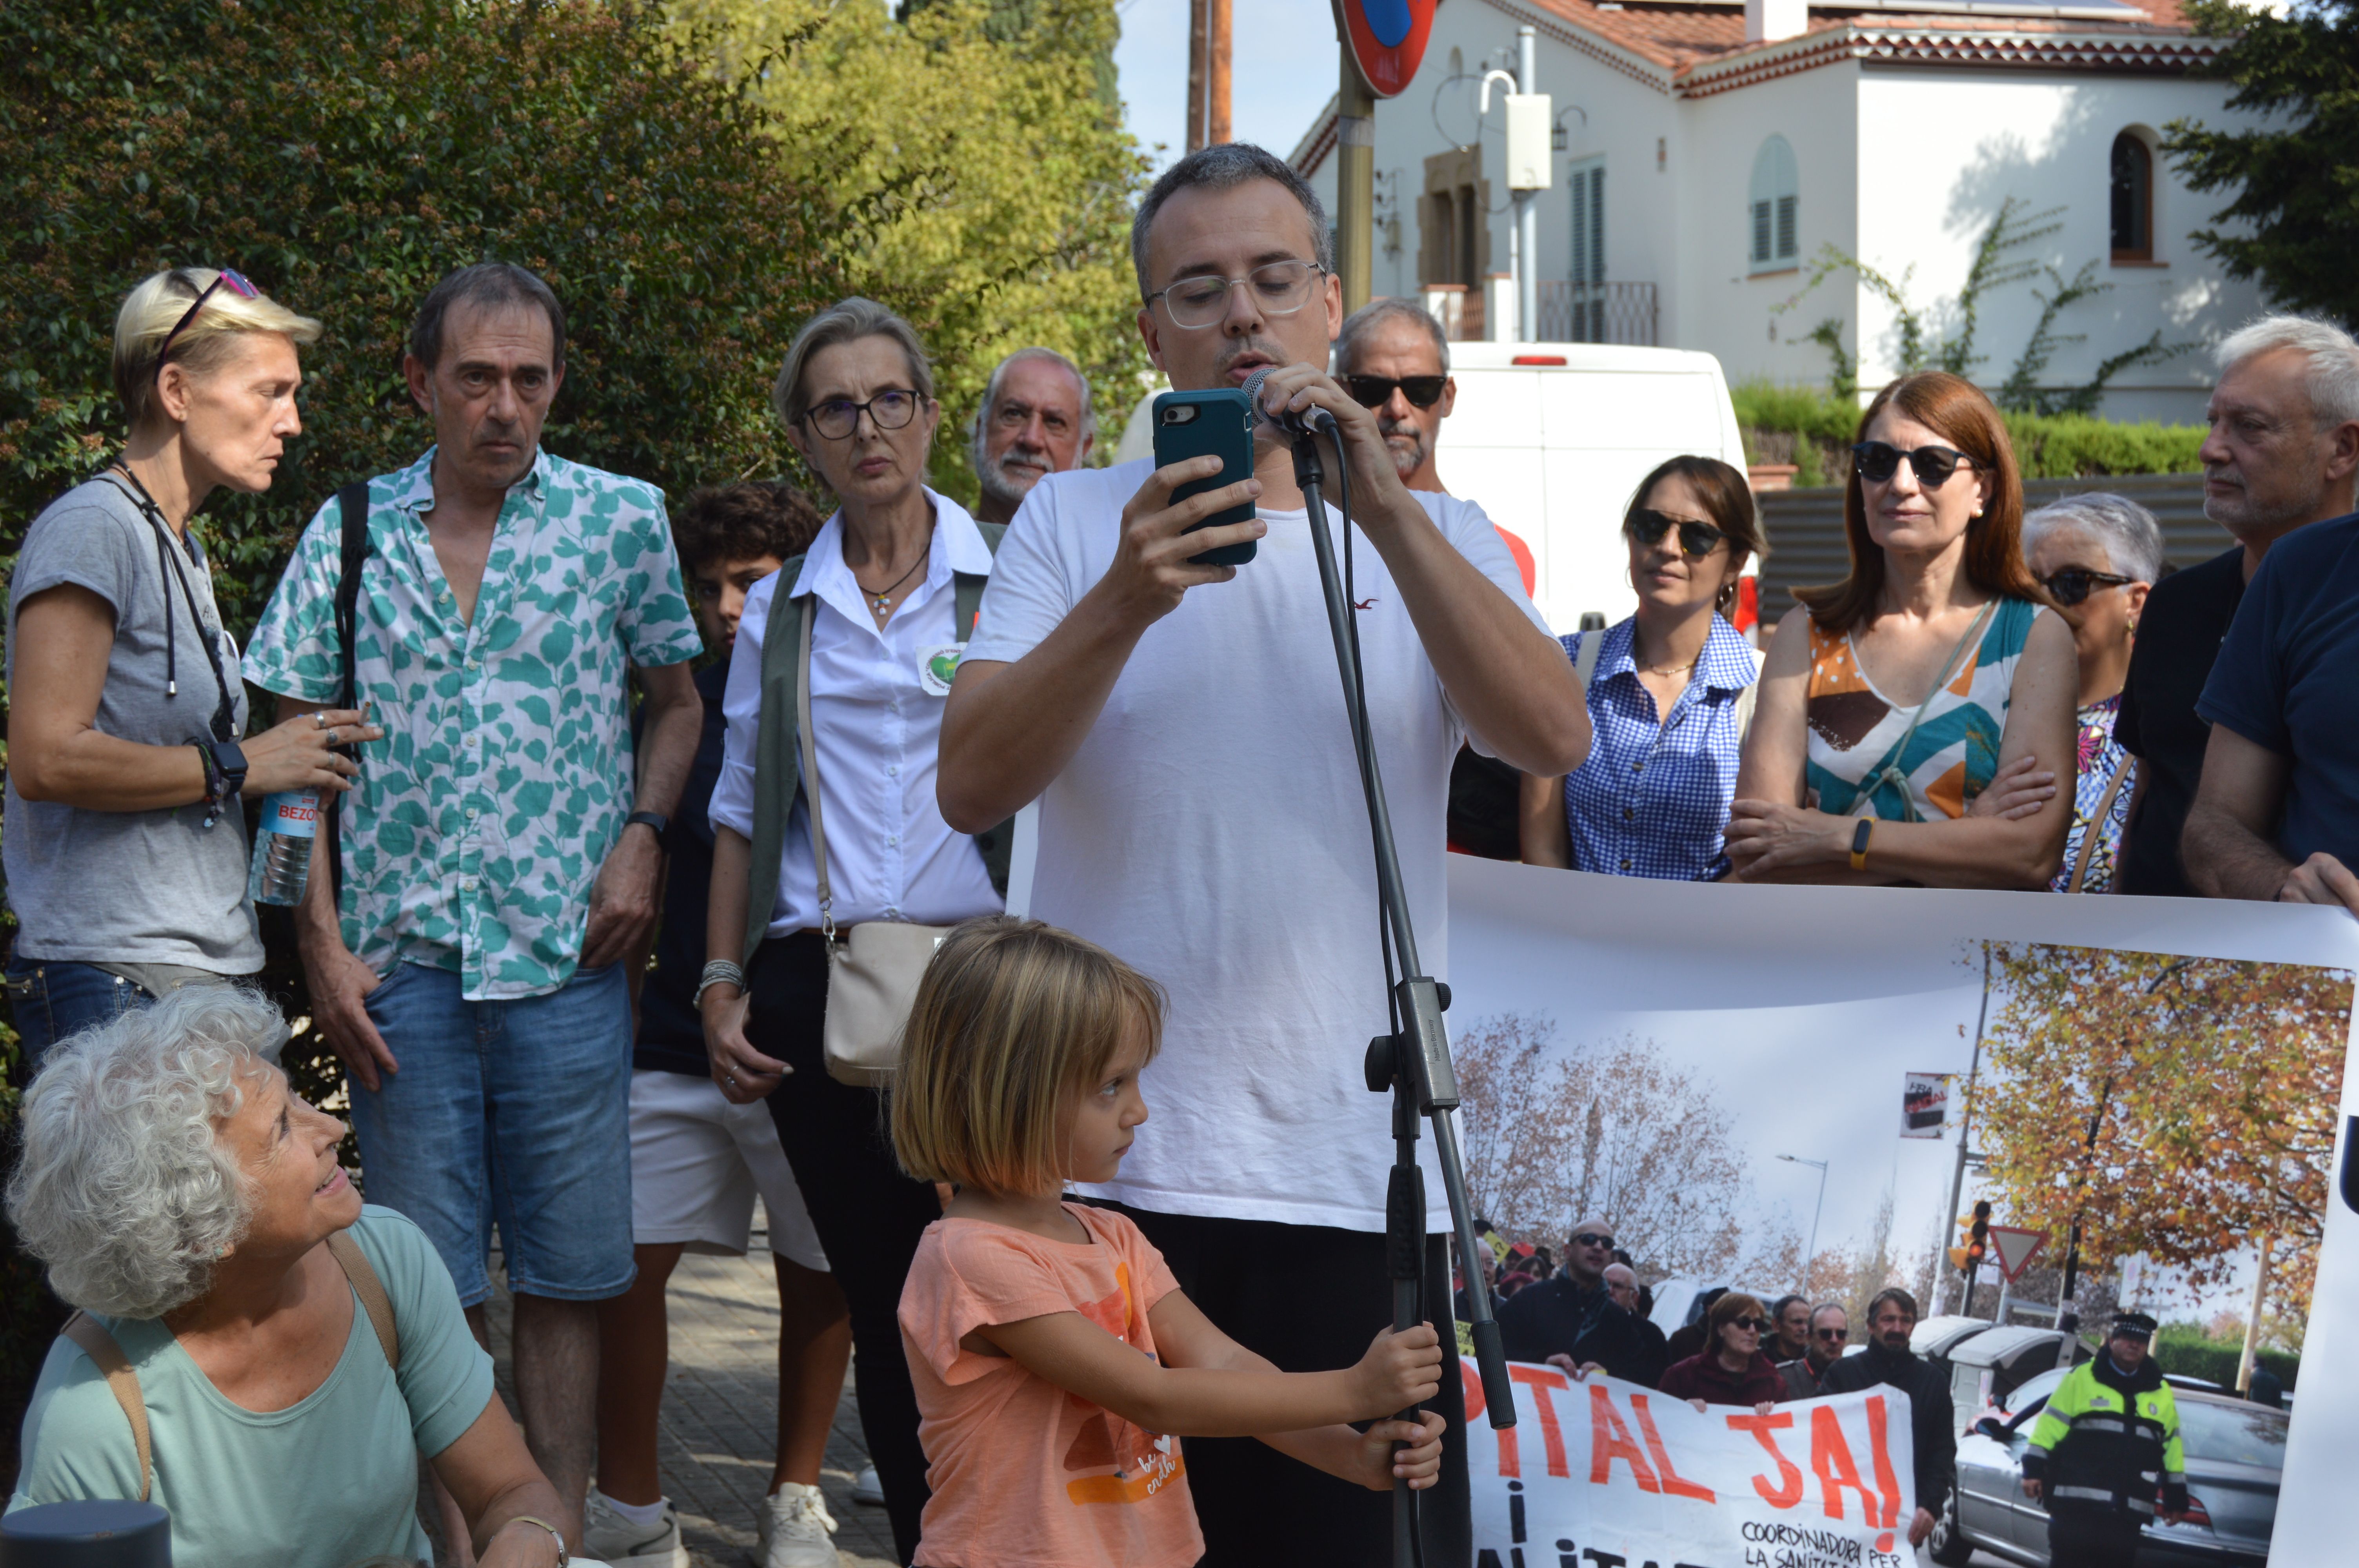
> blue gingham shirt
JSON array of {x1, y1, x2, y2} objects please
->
[{"x1": 1561, "y1": 615, "x2": 1758, "y2": 880}]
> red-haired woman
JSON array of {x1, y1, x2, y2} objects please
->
[{"x1": 1729, "y1": 372, "x2": 2075, "y2": 887}]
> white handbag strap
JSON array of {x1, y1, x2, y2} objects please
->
[
  {"x1": 794, "y1": 595, "x2": 834, "y2": 941},
  {"x1": 1574, "y1": 628, "x2": 1603, "y2": 689}
]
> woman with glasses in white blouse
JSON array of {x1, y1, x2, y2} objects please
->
[{"x1": 698, "y1": 298, "x2": 1008, "y2": 1564}]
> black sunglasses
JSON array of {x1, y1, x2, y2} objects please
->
[
  {"x1": 1345, "y1": 374, "x2": 1447, "y2": 410},
  {"x1": 1852, "y1": 440, "x2": 1976, "y2": 488},
  {"x1": 1625, "y1": 509, "x2": 1727, "y2": 559},
  {"x1": 154, "y1": 268, "x2": 260, "y2": 383},
  {"x1": 2039, "y1": 567, "x2": 2134, "y2": 606},
  {"x1": 1730, "y1": 1317, "x2": 1774, "y2": 1334},
  {"x1": 1815, "y1": 1326, "x2": 1850, "y2": 1342},
  {"x1": 1569, "y1": 1232, "x2": 1615, "y2": 1249}
]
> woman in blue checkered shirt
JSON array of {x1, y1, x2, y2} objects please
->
[{"x1": 1519, "y1": 457, "x2": 1767, "y2": 879}]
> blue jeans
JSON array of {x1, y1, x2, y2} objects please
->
[
  {"x1": 347, "y1": 959, "x2": 635, "y2": 1306},
  {"x1": 4, "y1": 956, "x2": 151, "y2": 1072}
]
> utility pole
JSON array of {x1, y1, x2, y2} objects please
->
[
  {"x1": 1336, "y1": 48, "x2": 1376, "y2": 314},
  {"x1": 1186, "y1": 0, "x2": 1231, "y2": 153},
  {"x1": 1515, "y1": 26, "x2": 1539, "y2": 343},
  {"x1": 1943, "y1": 944, "x2": 1992, "y2": 1316},
  {"x1": 1187, "y1": 0, "x2": 1208, "y2": 151}
]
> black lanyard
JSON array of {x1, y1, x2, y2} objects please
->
[{"x1": 98, "y1": 466, "x2": 239, "y2": 743}]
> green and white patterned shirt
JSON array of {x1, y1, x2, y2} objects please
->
[{"x1": 245, "y1": 446, "x2": 703, "y2": 999}]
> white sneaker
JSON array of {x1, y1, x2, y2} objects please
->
[
  {"x1": 757, "y1": 1481, "x2": 840, "y2": 1568},
  {"x1": 582, "y1": 1486, "x2": 690, "y2": 1568},
  {"x1": 850, "y1": 1465, "x2": 885, "y2": 1506}
]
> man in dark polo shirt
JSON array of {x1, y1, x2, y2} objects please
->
[{"x1": 2113, "y1": 316, "x2": 2359, "y2": 895}]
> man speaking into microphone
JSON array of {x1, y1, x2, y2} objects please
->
[{"x1": 940, "y1": 143, "x2": 1588, "y2": 1563}]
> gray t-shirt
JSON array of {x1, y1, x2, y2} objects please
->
[{"x1": 4, "y1": 477, "x2": 262, "y2": 971}]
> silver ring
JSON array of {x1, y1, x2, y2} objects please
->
[
  {"x1": 325, "y1": 727, "x2": 338, "y2": 746},
  {"x1": 314, "y1": 711, "x2": 330, "y2": 729},
  {"x1": 724, "y1": 1071, "x2": 736, "y2": 1087}
]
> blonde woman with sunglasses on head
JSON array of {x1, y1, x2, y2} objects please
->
[
  {"x1": 4, "y1": 269, "x2": 379, "y2": 1067},
  {"x1": 1519, "y1": 455, "x2": 1768, "y2": 880},
  {"x1": 1729, "y1": 371, "x2": 2076, "y2": 888}
]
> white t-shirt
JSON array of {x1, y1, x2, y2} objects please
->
[{"x1": 963, "y1": 459, "x2": 1550, "y2": 1231}]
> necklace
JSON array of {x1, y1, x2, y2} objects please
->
[
  {"x1": 855, "y1": 550, "x2": 926, "y2": 617},
  {"x1": 1635, "y1": 654, "x2": 1699, "y2": 677}
]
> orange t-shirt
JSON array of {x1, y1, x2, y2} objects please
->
[{"x1": 898, "y1": 1203, "x2": 1203, "y2": 1568}]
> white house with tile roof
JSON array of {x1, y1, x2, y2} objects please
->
[{"x1": 1290, "y1": 0, "x2": 2268, "y2": 421}]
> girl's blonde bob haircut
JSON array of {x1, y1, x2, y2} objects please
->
[
  {"x1": 892, "y1": 916, "x2": 1165, "y2": 1198},
  {"x1": 113, "y1": 268, "x2": 322, "y2": 432}
]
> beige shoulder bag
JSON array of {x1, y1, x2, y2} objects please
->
[{"x1": 797, "y1": 599, "x2": 950, "y2": 1088}]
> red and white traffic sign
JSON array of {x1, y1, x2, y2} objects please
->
[
  {"x1": 1986, "y1": 1225, "x2": 2047, "y2": 1282},
  {"x1": 1338, "y1": 0, "x2": 1436, "y2": 98}
]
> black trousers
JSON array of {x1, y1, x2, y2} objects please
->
[
  {"x1": 752, "y1": 932, "x2": 940, "y2": 1566},
  {"x1": 2048, "y1": 1511, "x2": 2146, "y2": 1568},
  {"x1": 1106, "y1": 1202, "x2": 1473, "y2": 1568}
]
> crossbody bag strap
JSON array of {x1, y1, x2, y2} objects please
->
[
  {"x1": 326, "y1": 1230, "x2": 400, "y2": 1372},
  {"x1": 2065, "y1": 758, "x2": 2134, "y2": 894},
  {"x1": 324, "y1": 482, "x2": 372, "y2": 907},
  {"x1": 742, "y1": 560, "x2": 808, "y2": 968},
  {"x1": 795, "y1": 593, "x2": 833, "y2": 942},
  {"x1": 61, "y1": 1312, "x2": 151, "y2": 1504},
  {"x1": 1863, "y1": 599, "x2": 1997, "y2": 824},
  {"x1": 1574, "y1": 628, "x2": 1603, "y2": 690}
]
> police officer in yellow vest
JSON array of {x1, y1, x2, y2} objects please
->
[{"x1": 2021, "y1": 1311, "x2": 2188, "y2": 1567}]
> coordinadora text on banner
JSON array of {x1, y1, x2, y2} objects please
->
[{"x1": 1463, "y1": 1362, "x2": 1917, "y2": 1568}]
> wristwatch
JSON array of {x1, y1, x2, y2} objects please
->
[
  {"x1": 204, "y1": 737, "x2": 249, "y2": 799},
  {"x1": 625, "y1": 809, "x2": 669, "y2": 839},
  {"x1": 1849, "y1": 817, "x2": 1875, "y2": 872}
]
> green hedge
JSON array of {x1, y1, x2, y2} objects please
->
[
  {"x1": 2153, "y1": 1325, "x2": 2300, "y2": 1392},
  {"x1": 1732, "y1": 381, "x2": 2206, "y2": 484}
]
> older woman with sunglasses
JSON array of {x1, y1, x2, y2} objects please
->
[
  {"x1": 5, "y1": 269, "x2": 378, "y2": 1067},
  {"x1": 1730, "y1": 372, "x2": 2076, "y2": 888},
  {"x1": 1520, "y1": 456, "x2": 1767, "y2": 879}
]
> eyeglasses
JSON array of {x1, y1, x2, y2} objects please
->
[
  {"x1": 1147, "y1": 260, "x2": 1327, "y2": 330},
  {"x1": 1345, "y1": 374, "x2": 1447, "y2": 410},
  {"x1": 1625, "y1": 509, "x2": 1727, "y2": 559},
  {"x1": 154, "y1": 268, "x2": 260, "y2": 383},
  {"x1": 1852, "y1": 440, "x2": 1977, "y2": 488},
  {"x1": 799, "y1": 389, "x2": 922, "y2": 441},
  {"x1": 1729, "y1": 1317, "x2": 1773, "y2": 1334},
  {"x1": 2038, "y1": 567, "x2": 2135, "y2": 606},
  {"x1": 1814, "y1": 1327, "x2": 1850, "y2": 1342},
  {"x1": 1569, "y1": 1232, "x2": 1615, "y2": 1249}
]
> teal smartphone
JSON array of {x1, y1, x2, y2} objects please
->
[{"x1": 1151, "y1": 387, "x2": 1258, "y2": 566}]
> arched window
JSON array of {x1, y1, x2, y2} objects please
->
[
  {"x1": 2111, "y1": 132, "x2": 2153, "y2": 261},
  {"x1": 1749, "y1": 136, "x2": 1799, "y2": 272}
]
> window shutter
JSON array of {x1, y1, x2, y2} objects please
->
[
  {"x1": 1752, "y1": 200, "x2": 1771, "y2": 265},
  {"x1": 1776, "y1": 194, "x2": 1797, "y2": 260}
]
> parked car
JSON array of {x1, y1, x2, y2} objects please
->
[
  {"x1": 1931, "y1": 1370, "x2": 2284, "y2": 1566},
  {"x1": 1912, "y1": 1314, "x2": 1997, "y2": 1368},
  {"x1": 1945, "y1": 1325, "x2": 2092, "y2": 1428}
]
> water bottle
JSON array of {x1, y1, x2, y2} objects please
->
[{"x1": 248, "y1": 788, "x2": 321, "y2": 906}]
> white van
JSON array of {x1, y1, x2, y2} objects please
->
[{"x1": 1110, "y1": 343, "x2": 1752, "y2": 639}]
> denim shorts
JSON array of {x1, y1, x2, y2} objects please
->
[
  {"x1": 5, "y1": 957, "x2": 153, "y2": 1073},
  {"x1": 347, "y1": 959, "x2": 635, "y2": 1305}
]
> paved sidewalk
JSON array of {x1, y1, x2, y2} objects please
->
[{"x1": 448, "y1": 1226, "x2": 898, "y2": 1568}]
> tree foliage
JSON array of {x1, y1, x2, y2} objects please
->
[
  {"x1": 2166, "y1": 0, "x2": 2359, "y2": 322},
  {"x1": 1975, "y1": 944, "x2": 2352, "y2": 1321},
  {"x1": 667, "y1": 0, "x2": 1153, "y2": 501}
]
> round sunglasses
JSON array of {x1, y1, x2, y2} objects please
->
[
  {"x1": 2039, "y1": 567, "x2": 2134, "y2": 606},
  {"x1": 1625, "y1": 509, "x2": 1727, "y2": 559},
  {"x1": 1345, "y1": 374, "x2": 1447, "y2": 410},
  {"x1": 1852, "y1": 439, "x2": 1977, "y2": 488}
]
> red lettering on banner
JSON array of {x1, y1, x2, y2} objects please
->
[
  {"x1": 1726, "y1": 1410, "x2": 1805, "y2": 1507},
  {"x1": 1587, "y1": 1385, "x2": 1661, "y2": 1493},
  {"x1": 1865, "y1": 1394, "x2": 1905, "y2": 1551},
  {"x1": 1810, "y1": 1404, "x2": 1879, "y2": 1523},
  {"x1": 1629, "y1": 1395, "x2": 1715, "y2": 1502},
  {"x1": 1461, "y1": 1359, "x2": 1485, "y2": 1424},
  {"x1": 1508, "y1": 1365, "x2": 1571, "y2": 1477}
]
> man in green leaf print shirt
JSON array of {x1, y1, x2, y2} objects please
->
[{"x1": 245, "y1": 264, "x2": 704, "y2": 1541}]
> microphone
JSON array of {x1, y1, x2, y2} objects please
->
[{"x1": 1240, "y1": 366, "x2": 1335, "y2": 439}]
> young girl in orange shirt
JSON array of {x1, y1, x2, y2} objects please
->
[{"x1": 892, "y1": 916, "x2": 1446, "y2": 1568}]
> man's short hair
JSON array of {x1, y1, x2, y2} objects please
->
[
  {"x1": 966, "y1": 348, "x2": 1097, "y2": 471},
  {"x1": 1865, "y1": 1286, "x2": 1920, "y2": 1325},
  {"x1": 672, "y1": 482, "x2": 823, "y2": 575},
  {"x1": 2023, "y1": 491, "x2": 2166, "y2": 585},
  {"x1": 1130, "y1": 142, "x2": 1334, "y2": 299},
  {"x1": 410, "y1": 262, "x2": 566, "y2": 372},
  {"x1": 1768, "y1": 1294, "x2": 1808, "y2": 1324},
  {"x1": 1335, "y1": 296, "x2": 1450, "y2": 376},
  {"x1": 2215, "y1": 313, "x2": 2359, "y2": 431},
  {"x1": 1809, "y1": 1301, "x2": 1847, "y2": 1326}
]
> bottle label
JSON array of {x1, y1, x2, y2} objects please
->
[{"x1": 262, "y1": 791, "x2": 320, "y2": 838}]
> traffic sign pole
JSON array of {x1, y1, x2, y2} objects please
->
[{"x1": 1336, "y1": 53, "x2": 1375, "y2": 315}]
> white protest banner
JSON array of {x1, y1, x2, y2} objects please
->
[
  {"x1": 1899, "y1": 1074, "x2": 1949, "y2": 1140},
  {"x1": 1465, "y1": 1365, "x2": 1916, "y2": 1568},
  {"x1": 1442, "y1": 858, "x2": 2359, "y2": 1568}
]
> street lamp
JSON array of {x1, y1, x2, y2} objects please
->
[{"x1": 1777, "y1": 1154, "x2": 1829, "y2": 1297}]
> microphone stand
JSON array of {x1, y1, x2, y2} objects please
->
[{"x1": 1287, "y1": 421, "x2": 1516, "y2": 1568}]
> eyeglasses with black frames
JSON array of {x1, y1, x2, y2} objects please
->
[
  {"x1": 799, "y1": 389, "x2": 922, "y2": 441},
  {"x1": 1852, "y1": 439, "x2": 1977, "y2": 488},
  {"x1": 1625, "y1": 509, "x2": 1728, "y2": 559},
  {"x1": 2038, "y1": 567, "x2": 2135, "y2": 606}
]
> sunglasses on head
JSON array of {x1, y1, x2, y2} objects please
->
[
  {"x1": 154, "y1": 269, "x2": 260, "y2": 383},
  {"x1": 1570, "y1": 1232, "x2": 1615, "y2": 1249},
  {"x1": 2038, "y1": 567, "x2": 2134, "y2": 606},
  {"x1": 1851, "y1": 440, "x2": 1977, "y2": 488},
  {"x1": 1625, "y1": 509, "x2": 1727, "y2": 559},
  {"x1": 1345, "y1": 374, "x2": 1447, "y2": 410}
]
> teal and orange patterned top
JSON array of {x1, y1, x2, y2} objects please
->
[
  {"x1": 245, "y1": 446, "x2": 703, "y2": 999},
  {"x1": 1803, "y1": 597, "x2": 2043, "y2": 822}
]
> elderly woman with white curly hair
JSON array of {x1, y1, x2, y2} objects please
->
[{"x1": 4, "y1": 986, "x2": 571, "y2": 1568}]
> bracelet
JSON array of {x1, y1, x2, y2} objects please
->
[
  {"x1": 504, "y1": 1514, "x2": 568, "y2": 1566},
  {"x1": 694, "y1": 958, "x2": 747, "y2": 1011},
  {"x1": 189, "y1": 742, "x2": 224, "y2": 829},
  {"x1": 1849, "y1": 817, "x2": 1875, "y2": 872}
]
